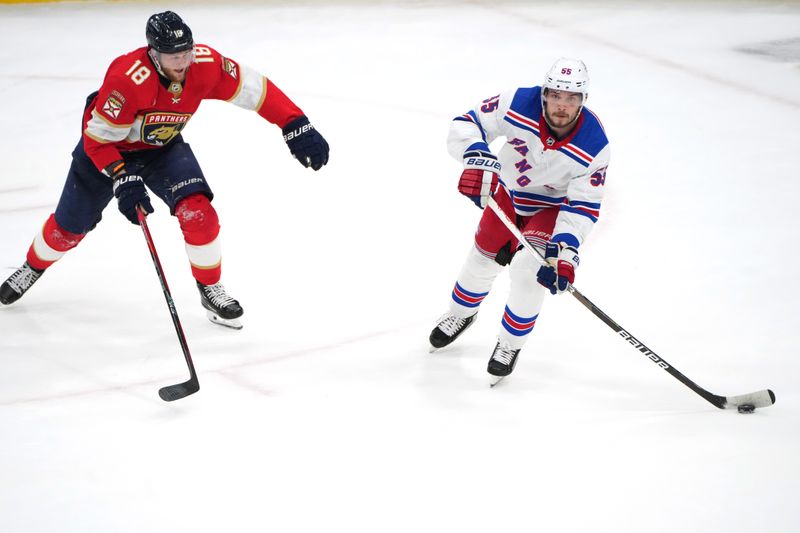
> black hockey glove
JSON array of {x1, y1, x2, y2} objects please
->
[
  {"x1": 282, "y1": 115, "x2": 329, "y2": 171},
  {"x1": 113, "y1": 174, "x2": 154, "y2": 225}
]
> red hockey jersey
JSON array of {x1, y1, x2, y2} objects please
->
[{"x1": 82, "y1": 44, "x2": 303, "y2": 172}]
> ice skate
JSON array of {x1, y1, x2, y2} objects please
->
[
  {"x1": 197, "y1": 281, "x2": 244, "y2": 329},
  {"x1": 429, "y1": 312, "x2": 477, "y2": 352},
  {"x1": 0, "y1": 262, "x2": 44, "y2": 305},
  {"x1": 487, "y1": 340, "x2": 521, "y2": 387}
]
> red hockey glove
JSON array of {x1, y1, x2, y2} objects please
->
[
  {"x1": 459, "y1": 149, "x2": 500, "y2": 208},
  {"x1": 536, "y1": 242, "x2": 579, "y2": 295}
]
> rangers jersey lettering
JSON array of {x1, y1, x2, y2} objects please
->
[
  {"x1": 448, "y1": 86, "x2": 610, "y2": 248},
  {"x1": 82, "y1": 44, "x2": 304, "y2": 172}
]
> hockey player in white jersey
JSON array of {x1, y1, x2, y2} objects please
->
[{"x1": 429, "y1": 58, "x2": 610, "y2": 384}]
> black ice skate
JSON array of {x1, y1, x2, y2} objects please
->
[
  {"x1": 429, "y1": 312, "x2": 477, "y2": 352},
  {"x1": 487, "y1": 340, "x2": 521, "y2": 387},
  {"x1": 0, "y1": 262, "x2": 44, "y2": 305},
  {"x1": 197, "y1": 281, "x2": 244, "y2": 330}
]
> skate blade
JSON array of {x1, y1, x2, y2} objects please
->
[
  {"x1": 489, "y1": 375, "x2": 506, "y2": 388},
  {"x1": 206, "y1": 311, "x2": 243, "y2": 330}
]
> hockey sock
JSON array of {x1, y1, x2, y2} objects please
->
[
  {"x1": 176, "y1": 194, "x2": 222, "y2": 286},
  {"x1": 448, "y1": 246, "x2": 503, "y2": 316},
  {"x1": 499, "y1": 246, "x2": 547, "y2": 349},
  {"x1": 499, "y1": 306, "x2": 539, "y2": 347},
  {"x1": 26, "y1": 213, "x2": 85, "y2": 271}
]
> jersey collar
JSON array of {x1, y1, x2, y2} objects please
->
[{"x1": 539, "y1": 110, "x2": 585, "y2": 151}]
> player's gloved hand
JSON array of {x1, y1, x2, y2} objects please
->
[
  {"x1": 536, "y1": 242, "x2": 579, "y2": 295},
  {"x1": 282, "y1": 115, "x2": 329, "y2": 171},
  {"x1": 459, "y1": 147, "x2": 501, "y2": 208},
  {"x1": 113, "y1": 174, "x2": 153, "y2": 225}
]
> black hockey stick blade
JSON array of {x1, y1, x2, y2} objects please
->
[
  {"x1": 158, "y1": 378, "x2": 200, "y2": 402},
  {"x1": 719, "y1": 389, "x2": 776, "y2": 410}
]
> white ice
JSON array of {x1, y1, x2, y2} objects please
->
[{"x1": 1, "y1": 1, "x2": 799, "y2": 532}]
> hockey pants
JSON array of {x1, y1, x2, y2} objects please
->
[{"x1": 448, "y1": 191, "x2": 557, "y2": 350}]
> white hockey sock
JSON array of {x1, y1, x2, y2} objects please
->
[
  {"x1": 498, "y1": 248, "x2": 547, "y2": 349},
  {"x1": 448, "y1": 246, "x2": 503, "y2": 317}
]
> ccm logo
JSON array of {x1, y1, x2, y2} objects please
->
[{"x1": 283, "y1": 123, "x2": 314, "y2": 141}]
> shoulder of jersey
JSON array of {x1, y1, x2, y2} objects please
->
[
  {"x1": 104, "y1": 47, "x2": 160, "y2": 99},
  {"x1": 188, "y1": 43, "x2": 233, "y2": 83},
  {"x1": 573, "y1": 107, "x2": 609, "y2": 156},
  {"x1": 508, "y1": 86, "x2": 544, "y2": 121},
  {"x1": 192, "y1": 44, "x2": 225, "y2": 69}
]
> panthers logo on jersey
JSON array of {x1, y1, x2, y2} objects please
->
[{"x1": 141, "y1": 112, "x2": 191, "y2": 145}]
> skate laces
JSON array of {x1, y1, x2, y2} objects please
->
[
  {"x1": 492, "y1": 342, "x2": 517, "y2": 366},
  {"x1": 438, "y1": 314, "x2": 467, "y2": 336},
  {"x1": 203, "y1": 283, "x2": 237, "y2": 308},
  {"x1": 8, "y1": 264, "x2": 41, "y2": 293}
]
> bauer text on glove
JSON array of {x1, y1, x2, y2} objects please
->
[
  {"x1": 112, "y1": 172, "x2": 153, "y2": 225},
  {"x1": 282, "y1": 115, "x2": 329, "y2": 171},
  {"x1": 459, "y1": 146, "x2": 500, "y2": 208}
]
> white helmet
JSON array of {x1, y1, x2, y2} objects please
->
[
  {"x1": 543, "y1": 57, "x2": 589, "y2": 96},
  {"x1": 541, "y1": 58, "x2": 589, "y2": 130}
]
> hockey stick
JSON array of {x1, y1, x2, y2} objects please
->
[
  {"x1": 485, "y1": 196, "x2": 775, "y2": 410},
  {"x1": 137, "y1": 206, "x2": 200, "y2": 402}
]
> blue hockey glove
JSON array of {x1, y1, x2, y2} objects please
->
[
  {"x1": 536, "y1": 242, "x2": 579, "y2": 295},
  {"x1": 459, "y1": 147, "x2": 501, "y2": 208},
  {"x1": 282, "y1": 115, "x2": 329, "y2": 171},
  {"x1": 113, "y1": 174, "x2": 153, "y2": 225}
]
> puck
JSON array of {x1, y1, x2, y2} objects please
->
[{"x1": 737, "y1": 404, "x2": 756, "y2": 414}]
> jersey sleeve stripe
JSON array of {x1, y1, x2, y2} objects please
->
[
  {"x1": 504, "y1": 110, "x2": 541, "y2": 136},
  {"x1": 557, "y1": 146, "x2": 592, "y2": 167},
  {"x1": 560, "y1": 204, "x2": 599, "y2": 222},
  {"x1": 85, "y1": 110, "x2": 132, "y2": 143},
  {"x1": 255, "y1": 76, "x2": 268, "y2": 111},
  {"x1": 227, "y1": 64, "x2": 266, "y2": 111},
  {"x1": 467, "y1": 110, "x2": 487, "y2": 142},
  {"x1": 452, "y1": 110, "x2": 487, "y2": 143}
]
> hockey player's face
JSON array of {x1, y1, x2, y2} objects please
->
[
  {"x1": 544, "y1": 89, "x2": 583, "y2": 128},
  {"x1": 158, "y1": 50, "x2": 195, "y2": 82}
]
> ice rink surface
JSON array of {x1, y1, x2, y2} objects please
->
[{"x1": 1, "y1": 1, "x2": 799, "y2": 531}]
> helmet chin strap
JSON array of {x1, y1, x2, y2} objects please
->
[{"x1": 147, "y1": 48, "x2": 168, "y2": 79}]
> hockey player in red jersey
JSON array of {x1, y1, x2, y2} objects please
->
[{"x1": 0, "y1": 11, "x2": 329, "y2": 329}]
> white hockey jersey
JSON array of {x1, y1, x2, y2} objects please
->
[{"x1": 448, "y1": 86, "x2": 610, "y2": 249}]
